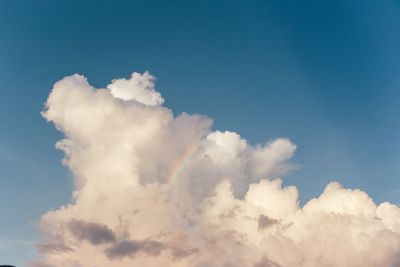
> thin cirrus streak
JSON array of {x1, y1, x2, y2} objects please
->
[{"x1": 33, "y1": 71, "x2": 400, "y2": 267}]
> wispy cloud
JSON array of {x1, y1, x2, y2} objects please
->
[{"x1": 0, "y1": 144, "x2": 45, "y2": 178}]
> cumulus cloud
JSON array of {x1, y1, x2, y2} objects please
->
[
  {"x1": 107, "y1": 71, "x2": 164, "y2": 105},
  {"x1": 34, "y1": 71, "x2": 400, "y2": 267}
]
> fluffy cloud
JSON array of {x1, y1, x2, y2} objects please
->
[
  {"x1": 34, "y1": 71, "x2": 400, "y2": 267},
  {"x1": 107, "y1": 71, "x2": 164, "y2": 105}
]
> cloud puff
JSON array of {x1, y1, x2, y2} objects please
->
[
  {"x1": 34, "y1": 71, "x2": 400, "y2": 267},
  {"x1": 107, "y1": 71, "x2": 164, "y2": 105}
]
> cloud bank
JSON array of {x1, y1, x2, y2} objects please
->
[{"x1": 35, "y1": 72, "x2": 400, "y2": 267}]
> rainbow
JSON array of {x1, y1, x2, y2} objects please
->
[{"x1": 166, "y1": 142, "x2": 200, "y2": 183}]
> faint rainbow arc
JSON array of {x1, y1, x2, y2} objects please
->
[{"x1": 166, "y1": 142, "x2": 200, "y2": 183}]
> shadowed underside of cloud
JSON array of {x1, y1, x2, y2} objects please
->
[
  {"x1": 33, "y1": 71, "x2": 400, "y2": 267},
  {"x1": 68, "y1": 220, "x2": 116, "y2": 245},
  {"x1": 105, "y1": 240, "x2": 165, "y2": 259}
]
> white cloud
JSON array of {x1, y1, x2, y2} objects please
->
[
  {"x1": 107, "y1": 71, "x2": 164, "y2": 105},
  {"x1": 35, "y1": 71, "x2": 400, "y2": 267}
]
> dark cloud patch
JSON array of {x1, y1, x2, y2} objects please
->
[
  {"x1": 105, "y1": 240, "x2": 141, "y2": 259},
  {"x1": 141, "y1": 240, "x2": 166, "y2": 255},
  {"x1": 68, "y1": 219, "x2": 116, "y2": 245},
  {"x1": 253, "y1": 256, "x2": 281, "y2": 267},
  {"x1": 170, "y1": 247, "x2": 199, "y2": 259},
  {"x1": 258, "y1": 215, "x2": 279, "y2": 231},
  {"x1": 105, "y1": 239, "x2": 166, "y2": 259}
]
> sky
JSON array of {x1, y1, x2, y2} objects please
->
[{"x1": 0, "y1": 1, "x2": 400, "y2": 266}]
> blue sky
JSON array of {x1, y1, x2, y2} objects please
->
[{"x1": 1, "y1": 0, "x2": 400, "y2": 265}]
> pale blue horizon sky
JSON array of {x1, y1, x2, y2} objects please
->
[{"x1": 1, "y1": 1, "x2": 400, "y2": 266}]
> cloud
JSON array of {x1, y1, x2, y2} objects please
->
[
  {"x1": 253, "y1": 257, "x2": 281, "y2": 267},
  {"x1": 68, "y1": 220, "x2": 116, "y2": 245},
  {"x1": 35, "y1": 71, "x2": 400, "y2": 267},
  {"x1": 107, "y1": 71, "x2": 164, "y2": 105},
  {"x1": 38, "y1": 242, "x2": 73, "y2": 254},
  {"x1": 105, "y1": 240, "x2": 166, "y2": 259},
  {"x1": 258, "y1": 215, "x2": 279, "y2": 230}
]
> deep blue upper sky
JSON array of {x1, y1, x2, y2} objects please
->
[{"x1": 1, "y1": 1, "x2": 400, "y2": 265}]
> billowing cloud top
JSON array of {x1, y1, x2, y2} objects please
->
[
  {"x1": 107, "y1": 71, "x2": 164, "y2": 105},
  {"x1": 34, "y1": 71, "x2": 400, "y2": 267}
]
